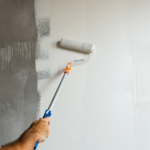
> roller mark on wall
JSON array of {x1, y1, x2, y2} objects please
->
[
  {"x1": 0, "y1": 42, "x2": 36, "y2": 72},
  {"x1": 36, "y1": 18, "x2": 50, "y2": 37},
  {"x1": 36, "y1": 48, "x2": 49, "y2": 60},
  {"x1": 34, "y1": 0, "x2": 51, "y2": 82},
  {"x1": 37, "y1": 71, "x2": 50, "y2": 80}
]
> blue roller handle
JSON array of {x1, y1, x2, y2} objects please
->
[{"x1": 33, "y1": 109, "x2": 51, "y2": 150}]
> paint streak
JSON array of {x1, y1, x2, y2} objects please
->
[{"x1": 0, "y1": 42, "x2": 35, "y2": 72}]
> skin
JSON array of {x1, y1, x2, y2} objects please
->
[{"x1": 1, "y1": 117, "x2": 51, "y2": 150}]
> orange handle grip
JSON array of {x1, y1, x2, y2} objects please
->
[{"x1": 64, "y1": 62, "x2": 72, "y2": 75}]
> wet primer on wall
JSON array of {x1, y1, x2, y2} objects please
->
[
  {"x1": 0, "y1": 0, "x2": 39, "y2": 145},
  {"x1": 0, "y1": 0, "x2": 51, "y2": 146}
]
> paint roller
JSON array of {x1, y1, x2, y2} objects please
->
[{"x1": 34, "y1": 38, "x2": 95, "y2": 150}]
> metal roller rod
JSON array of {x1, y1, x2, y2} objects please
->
[
  {"x1": 48, "y1": 72, "x2": 68, "y2": 111},
  {"x1": 33, "y1": 73, "x2": 68, "y2": 150}
]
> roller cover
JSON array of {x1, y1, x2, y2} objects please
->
[{"x1": 60, "y1": 38, "x2": 94, "y2": 53}]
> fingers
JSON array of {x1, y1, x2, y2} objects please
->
[
  {"x1": 38, "y1": 136, "x2": 47, "y2": 143},
  {"x1": 28, "y1": 117, "x2": 51, "y2": 144},
  {"x1": 42, "y1": 117, "x2": 51, "y2": 125}
]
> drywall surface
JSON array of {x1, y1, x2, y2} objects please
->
[
  {"x1": 37, "y1": 0, "x2": 150, "y2": 150},
  {"x1": 0, "y1": 0, "x2": 39, "y2": 145},
  {"x1": 34, "y1": 0, "x2": 147, "y2": 150}
]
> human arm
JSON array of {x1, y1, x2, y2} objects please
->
[{"x1": 1, "y1": 117, "x2": 51, "y2": 150}]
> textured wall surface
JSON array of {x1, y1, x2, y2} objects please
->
[{"x1": 0, "y1": 0, "x2": 39, "y2": 145}]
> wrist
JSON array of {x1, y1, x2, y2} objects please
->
[{"x1": 18, "y1": 131, "x2": 39, "y2": 149}]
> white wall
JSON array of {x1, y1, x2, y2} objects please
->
[{"x1": 36, "y1": 0, "x2": 150, "y2": 149}]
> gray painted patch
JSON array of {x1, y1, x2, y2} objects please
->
[
  {"x1": 36, "y1": 17, "x2": 50, "y2": 37},
  {"x1": 37, "y1": 71, "x2": 50, "y2": 80},
  {"x1": 36, "y1": 49, "x2": 49, "y2": 60},
  {"x1": 0, "y1": 0, "x2": 37, "y2": 42},
  {"x1": 0, "y1": 0, "x2": 39, "y2": 146}
]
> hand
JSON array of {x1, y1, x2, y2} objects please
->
[
  {"x1": 20, "y1": 117, "x2": 51, "y2": 144},
  {"x1": 1, "y1": 117, "x2": 51, "y2": 150},
  {"x1": 28, "y1": 117, "x2": 51, "y2": 143}
]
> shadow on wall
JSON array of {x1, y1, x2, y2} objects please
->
[{"x1": 0, "y1": 0, "x2": 39, "y2": 145}]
